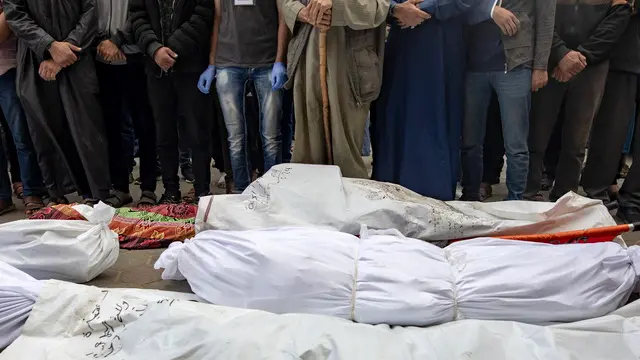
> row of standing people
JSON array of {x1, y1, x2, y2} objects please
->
[{"x1": 0, "y1": 0, "x2": 637, "y2": 220}]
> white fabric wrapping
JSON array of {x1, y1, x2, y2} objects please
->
[
  {"x1": 0, "y1": 202, "x2": 119, "y2": 282},
  {"x1": 196, "y1": 164, "x2": 617, "y2": 245},
  {"x1": 0, "y1": 261, "x2": 42, "y2": 349},
  {"x1": 3, "y1": 280, "x2": 640, "y2": 360},
  {"x1": 156, "y1": 227, "x2": 640, "y2": 326}
]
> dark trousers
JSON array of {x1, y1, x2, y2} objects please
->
[
  {"x1": 526, "y1": 61, "x2": 609, "y2": 200},
  {"x1": 281, "y1": 88, "x2": 294, "y2": 163},
  {"x1": 126, "y1": 56, "x2": 157, "y2": 193},
  {"x1": 211, "y1": 85, "x2": 232, "y2": 177},
  {"x1": 583, "y1": 71, "x2": 640, "y2": 209},
  {"x1": 97, "y1": 57, "x2": 157, "y2": 194},
  {"x1": 147, "y1": 71, "x2": 212, "y2": 196},
  {"x1": 543, "y1": 114, "x2": 564, "y2": 181},
  {"x1": 96, "y1": 61, "x2": 130, "y2": 194},
  {"x1": 482, "y1": 92, "x2": 504, "y2": 185}
]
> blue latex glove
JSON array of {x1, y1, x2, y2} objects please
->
[
  {"x1": 198, "y1": 65, "x2": 216, "y2": 94},
  {"x1": 270, "y1": 62, "x2": 287, "y2": 91}
]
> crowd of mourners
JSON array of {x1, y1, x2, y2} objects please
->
[{"x1": 0, "y1": 0, "x2": 637, "y2": 223}]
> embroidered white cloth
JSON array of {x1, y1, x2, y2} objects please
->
[{"x1": 196, "y1": 164, "x2": 618, "y2": 245}]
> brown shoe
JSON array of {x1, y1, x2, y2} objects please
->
[
  {"x1": 479, "y1": 183, "x2": 493, "y2": 202},
  {"x1": 0, "y1": 199, "x2": 16, "y2": 216}
]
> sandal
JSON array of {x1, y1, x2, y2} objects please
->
[
  {"x1": 104, "y1": 191, "x2": 133, "y2": 208},
  {"x1": 12, "y1": 182, "x2": 23, "y2": 200},
  {"x1": 23, "y1": 196, "x2": 45, "y2": 215},
  {"x1": 182, "y1": 187, "x2": 196, "y2": 203},
  {"x1": 136, "y1": 191, "x2": 157, "y2": 208}
]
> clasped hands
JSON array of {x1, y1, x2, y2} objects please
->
[
  {"x1": 552, "y1": 51, "x2": 587, "y2": 83},
  {"x1": 39, "y1": 41, "x2": 83, "y2": 81},
  {"x1": 393, "y1": 0, "x2": 431, "y2": 29},
  {"x1": 299, "y1": 0, "x2": 333, "y2": 31}
]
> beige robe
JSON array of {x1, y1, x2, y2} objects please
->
[{"x1": 280, "y1": 0, "x2": 389, "y2": 179}]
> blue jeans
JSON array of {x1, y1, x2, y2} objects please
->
[
  {"x1": 216, "y1": 66, "x2": 282, "y2": 191},
  {"x1": 461, "y1": 69, "x2": 531, "y2": 200},
  {"x1": 0, "y1": 69, "x2": 44, "y2": 199}
]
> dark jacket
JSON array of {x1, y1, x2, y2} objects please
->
[
  {"x1": 610, "y1": 10, "x2": 640, "y2": 74},
  {"x1": 129, "y1": 0, "x2": 213, "y2": 73},
  {"x1": 549, "y1": 0, "x2": 631, "y2": 69}
]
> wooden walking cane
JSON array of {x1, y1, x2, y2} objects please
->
[{"x1": 319, "y1": 29, "x2": 333, "y2": 165}]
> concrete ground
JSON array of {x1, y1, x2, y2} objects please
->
[{"x1": 2, "y1": 157, "x2": 638, "y2": 293}]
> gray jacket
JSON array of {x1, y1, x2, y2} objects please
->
[
  {"x1": 96, "y1": 0, "x2": 139, "y2": 60},
  {"x1": 500, "y1": 0, "x2": 557, "y2": 71}
]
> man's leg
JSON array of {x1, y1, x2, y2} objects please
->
[
  {"x1": 542, "y1": 114, "x2": 564, "y2": 188},
  {"x1": 493, "y1": 68, "x2": 532, "y2": 200},
  {"x1": 216, "y1": 67, "x2": 251, "y2": 192},
  {"x1": 281, "y1": 88, "x2": 294, "y2": 163},
  {"x1": 252, "y1": 66, "x2": 283, "y2": 174},
  {"x1": 552, "y1": 61, "x2": 609, "y2": 200},
  {"x1": 0, "y1": 131, "x2": 14, "y2": 214},
  {"x1": 582, "y1": 71, "x2": 637, "y2": 202},
  {"x1": 0, "y1": 68, "x2": 44, "y2": 204},
  {"x1": 617, "y1": 76, "x2": 640, "y2": 220},
  {"x1": 460, "y1": 72, "x2": 492, "y2": 200},
  {"x1": 482, "y1": 92, "x2": 505, "y2": 186},
  {"x1": 176, "y1": 72, "x2": 213, "y2": 197},
  {"x1": 525, "y1": 77, "x2": 567, "y2": 199},
  {"x1": 96, "y1": 62, "x2": 131, "y2": 204},
  {"x1": 147, "y1": 73, "x2": 180, "y2": 199},
  {"x1": 126, "y1": 55, "x2": 157, "y2": 201}
]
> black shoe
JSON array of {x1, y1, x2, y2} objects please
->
[
  {"x1": 616, "y1": 207, "x2": 640, "y2": 224},
  {"x1": 158, "y1": 192, "x2": 182, "y2": 204},
  {"x1": 181, "y1": 166, "x2": 195, "y2": 183}
]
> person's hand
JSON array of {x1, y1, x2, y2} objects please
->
[
  {"x1": 111, "y1": 50, "x2": 127, "y2": 62},
  {"x1": 38, "y1": 60, "x2": 62, "y2": 81},
  {"x1": 492, "y1": 7, "x2": 520, "y2": 36},
  {"x1": 197, "y1": 65, "x2": 216, "y2": 94},
  {"x1": 552, "y1": 67, "x2": 573, "y2": 82},
  {"x1": 97, "y1": 40, "x2": 122, "y2": 62},
  {"x1": 307, "y1": 0, "x2": 332, "y2": 26},
  {"x1": 154, "y1": 47, "x2": 178, "y2": 72},
  {"x1": 271, "y1": 62, "x2": 287, "y2": 91},
  {"x1": 48, "y1": 41, "x2": 81, "y2": 67},
  {"x1": 393, "y1": 0, "x2": 431, "y2": 29},
  {"x1": 558, "y1": 50, "x2": 587, "y2": 76},
  {"x1": 316, "y1": 9, "x2": 332, "y2": 31},
  {"x1": 531, "y1": 69, "x2": 548, "y2": 92}
]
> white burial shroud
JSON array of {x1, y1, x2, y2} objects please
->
[
  {"x1": 0, "y1": 202, "x2": 119, "y2": 283},
  {"x1": 155, "y1": 226, "x2": 640, "y2": 326},
  {"x1": 2, "y1": 280, "x2": 640, "y2": 360},
  {"x1": 196, "y1": 164, "x2": 618, "y2": 245}
]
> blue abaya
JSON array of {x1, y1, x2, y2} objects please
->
[{"x1": 372, "y1": 0, "x2": 492, "y2": 200}]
